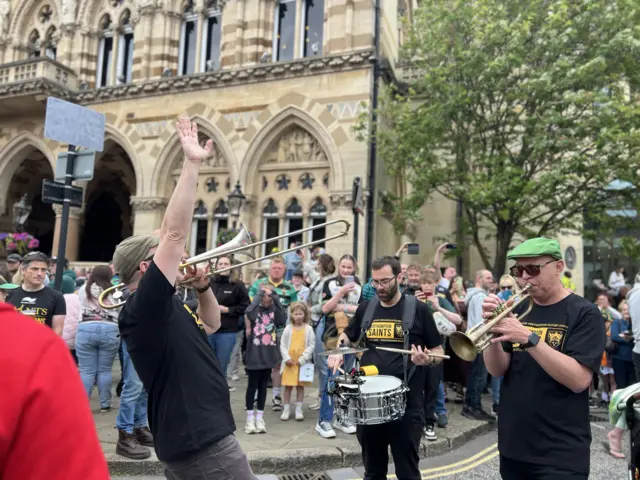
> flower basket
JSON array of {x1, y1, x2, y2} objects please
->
[
  {"x1": 216, "y1": 228, "x2": 257, "y2": 248},
  {"x1": 0, "y1": 232, "x2": 40, "y2": 256}
]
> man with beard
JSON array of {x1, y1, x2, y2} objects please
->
[
  {"x1": 483, "y1": 238, "x2": 605, "y2": 479},
  {"x1": 403, "y1": 263, "x2": 422, "y2": 296},
  {"x1": 328, "y1": 256, "x2": 443, "y2": 480}
]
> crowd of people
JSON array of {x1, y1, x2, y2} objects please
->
[{"x1": 0, "y1": 119, "x2": 635, "y2": 480}]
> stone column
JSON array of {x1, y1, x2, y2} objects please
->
[
  {"x1": 58, "y1": 24, "x2": 76, "y2": 66},
  {"x1": 130, "y1": 197, "x2": 168, "y2": 235},
  {"x1": 329, "y1": 190, "x2": 367, "y2": 276},
  {"x1": 51, "y1": 205, "x2": 83, "y2": 262},
  {"x1": 137, "y1": 4, "x2": 158, "y2": 80}
]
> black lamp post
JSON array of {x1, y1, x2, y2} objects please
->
[
  {"x1": 13, "y1": 194, "x2": 32, "y2": 233},
  {"x1": 227, "y1": 181, "x2": 246, "y2": 229}
]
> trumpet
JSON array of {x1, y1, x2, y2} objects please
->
[
  {"x1": 448, "y1": 281, "x2": 534, "y2": 362},
  {"x1": 98, "y1": 219, "x2": 350, "y2": 309}
]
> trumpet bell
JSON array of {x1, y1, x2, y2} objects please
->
[{"x1": 449, "y1": 331, "x2": 478, "y2": 362}]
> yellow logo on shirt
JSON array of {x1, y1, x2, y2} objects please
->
[
  {"x1": 512, "y1": 323, "x2": 567, "y2": 351},
  {"x1": 183, "y1": 304, "x2": 205, "y2": 331},
  {"x1": 366, "y1": 320, "x2": 404, "y2": 342}
]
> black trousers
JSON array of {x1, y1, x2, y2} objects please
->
[
  {"x1": 245, "y1": 369, "x2": 271, "y2": 411},
  {"x1": 612, "y1": 357, "x2": 635, "y2": 389},
  {"x1": 423, "y1": 363, "x2": 441, "y2": 424},
  {"x1": 500, "y1": 455, "x2": 587, "y2": 480},
  {"x1": 356, "y1": 411, "x2": 423, "y2": 480},
  {"x1": 632, "y1": 352, "x2": 640, "y2": 382}
]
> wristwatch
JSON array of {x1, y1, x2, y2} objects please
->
[
  {"x1": 195, "y1": 284, "x2": 211, "y2": 294},
  {"x1": 522, "y1": 332, "x2": 540, "y2": 350}
]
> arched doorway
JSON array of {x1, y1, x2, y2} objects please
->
[
  {"x1": 79, "y1": 141, "x2": 136, "y2": 262},
  {"x1": 4, "y1": 151, "x2": 56, "y2": 256}
]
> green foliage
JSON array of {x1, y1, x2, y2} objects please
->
[{"x1": 358, "y1": 0, "x2": 640, "y2": 274}]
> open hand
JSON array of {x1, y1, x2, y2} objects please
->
[
  {"x1": 328, "y1": 354, "x2": 344, "y2": 374},
  {"x1": 176, "y1": 117, "x2": 213, "y2": 163}
]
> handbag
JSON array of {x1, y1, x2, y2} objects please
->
[
  {"x1": 605, "y1": 337, "x2": 619, "y2": 355},
  {"x1": 433, "y1": 311, "x2": 456, "y2": 337}
]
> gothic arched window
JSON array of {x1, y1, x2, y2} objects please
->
[
  {"x1": 273, "y1": 0, "x2": 296, "y2": 61},
  {"x1": 302, "y1": 0, "x2": 323, "y2": 57},
  {"x1": 191, "y1": 200, "x2": 209, "y2": 256},
  {"x1": 203, "y1": 0, "x2": 222, "y2": 72},
  {"x1": 262, "y1": 198, "x2": 280, "y2": 255},
  {"x1": 96, "y1": 14, "x2": 114, "y2": 87},
  {"x1": 212, "y1": 199, "x2": 229, "y2": 248},
  {"x1": 285, "y1": 198, "x2": 303, "y2": 245},
  {"x1": 309, "y1": 198, "x2": 327, "y2": 246},
  {"x1": 117, "y1": 9, "x2": 134, "y2": 84},
  {"x1": 179, "y1": 0, "x2": 197, "y2": 75}
]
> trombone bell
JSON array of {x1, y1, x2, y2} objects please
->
[
  {"x1": 449, "y1": 284, "x2": 534, "y2": 362},
  {"x1": 98, "y1": 283, "x2": 129, "y2": 310}
]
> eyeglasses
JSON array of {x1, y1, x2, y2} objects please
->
[
  {"x1": 509, "y1": 259, "x2": 556, "y2": 278},
  {"x1": 500, "y1": 285, "x2": 513, "y2": 290},
  {"x1": 371, "y1": 277, "x2": 396, "y2": 287}
]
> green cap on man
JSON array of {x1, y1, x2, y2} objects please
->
[{"x1": 506, "y1": 237, "x2": 563, "y2": 261}]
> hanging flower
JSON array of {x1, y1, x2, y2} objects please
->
[{"x1": 1, "y1": 232, "x2": 40, "y2": 255}]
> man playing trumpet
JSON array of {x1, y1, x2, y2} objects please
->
[
  {"x1": 112, "y1": 118, "x2": 256, "y2": 479},
  {"x1": 483, "y1": 238, "x2": 605, "y2": 480}
]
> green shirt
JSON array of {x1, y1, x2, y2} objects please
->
[{"x1": 248, "y1": 277, "x2": 298, "y2": 310}]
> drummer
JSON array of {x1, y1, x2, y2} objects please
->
[{"x1": 328, "y1": 256, "x2": 443, "y2": 480}]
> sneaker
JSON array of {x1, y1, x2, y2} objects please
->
[
  {"x1": 230, "y1": 374, "x2": 240, "y2": 381},
  {"x1": 589, "y1": 398, "x2": 598, "y2": 409},
  {"x1": 471, "y1": 408, "x2": 496, "y2": 423},
  {"x1": 295, "y1": 405, "x2": 304, "y2": 421},
  {"x1": 309, "y1": 400, "x2": 320, "y2": 411},
  {"x1": 255, "y1": 417, "x2": 267, "y2": 433},
  {"x1": 280, "y1": 405, "x2": 290, "y2": 421},
  {"x1": 492, "y1": 403, "x2": 499, "y2": 415},
  {"x1": 100, "y1": 405, "x2": 111, "y2": 413},
  {"x1": 272, "y1": 395, "x2": 283, "y2": 411},
  {"x1": 334, "y1": 418, "x2": 356, "y2": 434},
  {"x1": 228, "y1": 385, "x2": 236, "y2": 392},
  {"x1": 245, "y1": 419, "x2": 256, "y2": 434},
  {"x1": 423, "y1": 423, "x2": 437, "y2": 441},
  {"x1": 436, "y1": 414, "x2": 448, "y2": 428},
  {"x1": 316, "y1": 421, "x2": 336, "y2": 438}
]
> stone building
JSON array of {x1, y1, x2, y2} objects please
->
[{"x1": 0, "y1": 0, "x2": 584, "y2": 291}]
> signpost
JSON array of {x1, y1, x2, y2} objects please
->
[
  {"x1": 352, "y1": 177, "x2": 364, "y2": 261},
  {"x1": 43, "y1": 97, "x2": 105, "y2": 292}
]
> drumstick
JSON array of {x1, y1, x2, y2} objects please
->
[{"x1": 376, "y1": 346, "x2": 450, "y2": 359}]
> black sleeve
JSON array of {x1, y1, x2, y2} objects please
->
[
  {"x1": 322, "y1": 281, "x2": 333, "y2": 303},
  {"x1": 344, "y1": 301, "x2": 366, "y2": 343},
  {"x1": 228, "y1": 283, "x2": 251, "y2": 317},
  {"x1": 126, "y1": 261, "x2": 176, "y2": 325},
  {"x1": 53, "y1": 291, "x2": 67, "y2": 316},
  {"x1": 563, "y1": 304, "x2": 606, "y2": 373},
  {"x1": 417, "y1": 302, "x2": 441, "y2": 349}
]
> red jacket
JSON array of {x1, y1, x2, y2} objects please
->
[{"x1": 0, "y1": 302, "x2": 109, "y2": 480}]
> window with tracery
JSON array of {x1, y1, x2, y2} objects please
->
[
  {"x1": 212, "y1": 200, "x2": 229, "y2": 248},
  {"x1": 97, "y1": 14, "x2": 114, "y2": 87},
  {"x1": 262, "y1": 199, "x2": 280, "y2": 256},
  {"x1": 191, "y1": 200, "x2": 209, "y2": 256},
  {"x1": 309, "y1": 198, "x2": 327, "y2": 246},
  {"x1": 117, "y1": 9, "x2": 134, "y2": 84}
]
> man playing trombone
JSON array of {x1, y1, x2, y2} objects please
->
[
  {"x1": 482, "y1": 238, "x2": 605, "y2": 480},
  {"x1": 112, "y1": 118, "x2": 256, "y2": 479}
]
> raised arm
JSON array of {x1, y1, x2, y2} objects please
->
[{"x1": 153, "y1": 118, "x2": 213, "y2": 286}]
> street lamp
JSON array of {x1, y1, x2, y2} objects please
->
[
  {"x1": 13, "y1": 194, "x2": 32, "y2": 233},
  {"x1": 227, "y1": 181, "x2": 246, "y2": 228}
]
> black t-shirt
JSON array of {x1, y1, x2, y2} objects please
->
[
  {"x1": 499, "y1": 293, "x2": 606, "y2": 474},
  {"x1": 7, "y1": 286, "x2": 66, "y2": 328},
  {"x1": 119, "y1": 262, "x2": 235, "y2": 463},
  {"x1": 343, "y1": 297, "x2": 441, "y2": 413}
]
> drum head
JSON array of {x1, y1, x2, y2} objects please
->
[{"x1": 358, "y1": 375, "x2": 402, "y2": 394}]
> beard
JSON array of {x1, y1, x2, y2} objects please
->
[{"x1": 376, "y1": 282, "x2": 399, "y2": 302}]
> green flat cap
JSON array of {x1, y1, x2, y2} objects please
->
[{"x1": 507, "y1": 237, "x2": 563, "y2": 260}]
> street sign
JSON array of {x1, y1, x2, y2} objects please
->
[
  {"x1": 55, "y1": 150, "x2": 95, "y2": 182},
  {"x1": 44, "y1": 97, "x2": 106, "y2": 152},
  {"x1": 41, "y1": 180, "x2": 84, "y2": 208},
  {"x1": 352, "y1": 177, "x2": 365, "y2": 216}
]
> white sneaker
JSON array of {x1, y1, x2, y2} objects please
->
[
  {"x1": 334, "y1": 418, "x2": 356, "y2": 434},
  {"x1": 231, "y1": 374, "x2": 240, "y2": 381},
  {"x1": 255, "y1": 417, "x2": 267, "y2": 433},
  {"x1": 295, "y1": 405, "x2": 304, "y2": 421},
  {"x1": 245, "y1": 419, "x2": 256, "y2": 434},
  {"x1": 315, "y1": 421, "x2": 336, "y2": 438},
  {"x1": 280, "y1": 405, "x2": 291, "y2": 421},
  {"x1": 309, "y1": 400, "x2": 320, "y2": 411}
]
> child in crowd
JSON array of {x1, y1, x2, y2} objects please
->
[
  {"x1": 279, "y1": 302, "x2": 315, "y2": 421},
  {"x1": 244, "y1": 285, "x2": 286, "y2": 434}
]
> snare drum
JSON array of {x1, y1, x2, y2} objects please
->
[{"x1": 332, "y1": 375, "x2": 408, "y2": 425}]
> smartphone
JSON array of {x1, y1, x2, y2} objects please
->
[
  {"x1": 445, "y1": 243, "x2": 457, "y2": 250},
  {"x1": 407, "y1": 243, "x2": 419, "y2": 255},
  {"x1": 344, "y1": 275, "x2": 355, "y2": 284}
]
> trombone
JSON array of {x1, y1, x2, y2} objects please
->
[
  {"x1": 98, "y1": 219, "x2": 350, "y2": 309},
  {"x1": 448, "y1": 279, "x2": 534, "y2": 362}
]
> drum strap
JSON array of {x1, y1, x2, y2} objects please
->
[{"x1": 358, "y1": 295, "x2": 419, "y2": 386}]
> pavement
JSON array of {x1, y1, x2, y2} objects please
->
[
  {"x1": 96, "y1": 370, "x2": 499, "y2": 476},
  {"x1": 113, "y1": 421, "x2": 629, "y2": 479}
]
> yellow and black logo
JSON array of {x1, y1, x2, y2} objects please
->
[
  {"x1": 183, "y1": 304, "x2": 205, "y2": 331},
  {"x1": 513, "y1": 323, "x2": 567, "y2": 351},
  {"x1": 366, "y1": 320, "x2": 403, "y2": 342}
]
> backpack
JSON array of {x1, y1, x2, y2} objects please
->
[{"x1": 358, "y1": 295, "x2": 419, "y2": 385}]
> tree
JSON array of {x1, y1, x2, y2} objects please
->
[{"x1": 358, "y1": 0, "x2": 640, "y2": 275}]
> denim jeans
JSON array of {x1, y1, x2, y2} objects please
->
[
  {"x1": 319, "y1": 354, "x2": 355, "y2": 424},
  {"x1": 76, "y1": 322, "x2": 120, "y2": 409},
  {"x1": 465, "y1": 354, "x2": 488, "y2": 410},
  {"x1": 491, "y1": 376, "x2": 502, "y2": 405},
  {"x1": 436, "y1": 381, "x2": 447, "y2": 417},
  {"x1": 314, "y1": 317, "x2": 328, "y2": 403},
  {"x1": 208, "y1": 332, "x2": 238, "y2": 378},
  {"x1": 116, "y1": 339, "x2": 149, "y2": 433},
  {"x1": 227, "y1": 330, "x2": 245, "y2": 377}
]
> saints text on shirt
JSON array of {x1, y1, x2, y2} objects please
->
[{"x1": 366, "y1": 319, "x2": 405, "y2": 343}]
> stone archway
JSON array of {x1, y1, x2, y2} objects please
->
[{"x1": 78, "y1": 139, "x2": 136, "y2": 262}]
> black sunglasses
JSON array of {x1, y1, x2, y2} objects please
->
[
  {"x1": 500, "y1": 285, "x2": 513, "y2": 290},
  {"x1": 509, "y1": 259, "x2": 556, "y2": 278}
]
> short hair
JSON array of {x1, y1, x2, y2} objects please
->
[
  {"x1": 371, "y1": 256, "x2": 401, "y2": 276},
  {"x1": 420, "y1": 269, "x2": 439, "y2": 284},
  {"x1": 21, "y1": 251, "x2": 49, "y2": 268},
  {"x1": 475, "y1": 269, "x2": 490, "y2": 281},
  {"x1": 406, "y1": 262, "x2": 422, "y2": 273},
  {"x1": 270, "y1": 256, "x2": 285, "y2": 265}
]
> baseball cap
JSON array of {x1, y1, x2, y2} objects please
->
[{"x1": 7, "y1": 254, "x2": 22, "y2": 263}]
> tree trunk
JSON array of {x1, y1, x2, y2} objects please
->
[{"x1": 493, "y1": 222, "x2": 515, "y2": 278}]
